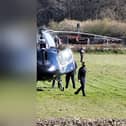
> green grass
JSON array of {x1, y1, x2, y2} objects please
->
[{"x1": 36, "y1": 53, "x2": 126, "y2": 119}]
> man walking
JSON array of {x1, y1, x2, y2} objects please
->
[{"x1": 75, "y1": 62, "x2": 86, "y2": 96}]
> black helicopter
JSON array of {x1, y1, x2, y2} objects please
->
[{"x1": 37, "y1": 28, "x2": 76, "y2": 83}]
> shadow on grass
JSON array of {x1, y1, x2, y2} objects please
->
[{"x1": 36, "y1": 86, "x2": 52, "y2": 92}]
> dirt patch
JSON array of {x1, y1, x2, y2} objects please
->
[{"x1": 36, "y1": 118, "x2": 126, "y2": 126}]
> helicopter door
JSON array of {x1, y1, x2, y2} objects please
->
[
  {"x1": 37, "y1": 49, "x2": 47, "y2": 65},
  {"x1": 41, "y1": 49, "x2": 46, "y2": 64}
]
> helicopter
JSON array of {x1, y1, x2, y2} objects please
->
[{"x1": 37, "y1": 28, "x2": 76, "y2": 84}]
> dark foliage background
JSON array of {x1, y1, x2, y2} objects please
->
[{"x1": 37, "y1": 0, "x2": 126, "y2": 26}]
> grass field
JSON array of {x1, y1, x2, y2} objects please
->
[{"x1": 36, "y1": 53, "x2": 126, "y2": 119}]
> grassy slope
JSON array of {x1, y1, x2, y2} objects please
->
[{"x1": 36, "y1": 54, "x2": 126, "y2": 119}]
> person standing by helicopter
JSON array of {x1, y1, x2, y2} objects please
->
[
  {"x1": 79, "y1": 47, "x2": 85, "y2": 62},
  {"x1": 65, "y1": 61, "x2": 77, "y2": 89}
]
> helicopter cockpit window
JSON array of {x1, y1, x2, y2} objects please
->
[{"x1": 49, "y1": 31, "x2": 62, "y2": 48}]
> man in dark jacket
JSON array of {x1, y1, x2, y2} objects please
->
[
  {"x1": 65, "y1": 61, "x2": 77, "y2": 89},
  {"x1": 75, "y1": 62, "x2": 86, "y2": 96},
  {"x1": 79, "y1": 47, "x2": 85, "y2": 62}
]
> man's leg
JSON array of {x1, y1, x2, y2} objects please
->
[
  {"x1": 74, "y1": 86, "x2": 82, "y2": 94},
  {"x1": 71, "y1": 74, "x2": 76, "y2": 88},
  {"x1": 81, "y1": 81, "x2": 86, "y2": 96},
  {"x1": 57, "y1": 76, "x2": 64, "y2": 91},
  {"x1": 52, "y1": 80, "x2": 55, "y2": 88},
  {"x1": 65, "y1": 74, "x2": 70, "y2": 88},
  {"x1": 58, "y1": 80, "x2": 64, "y2": 91}
]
